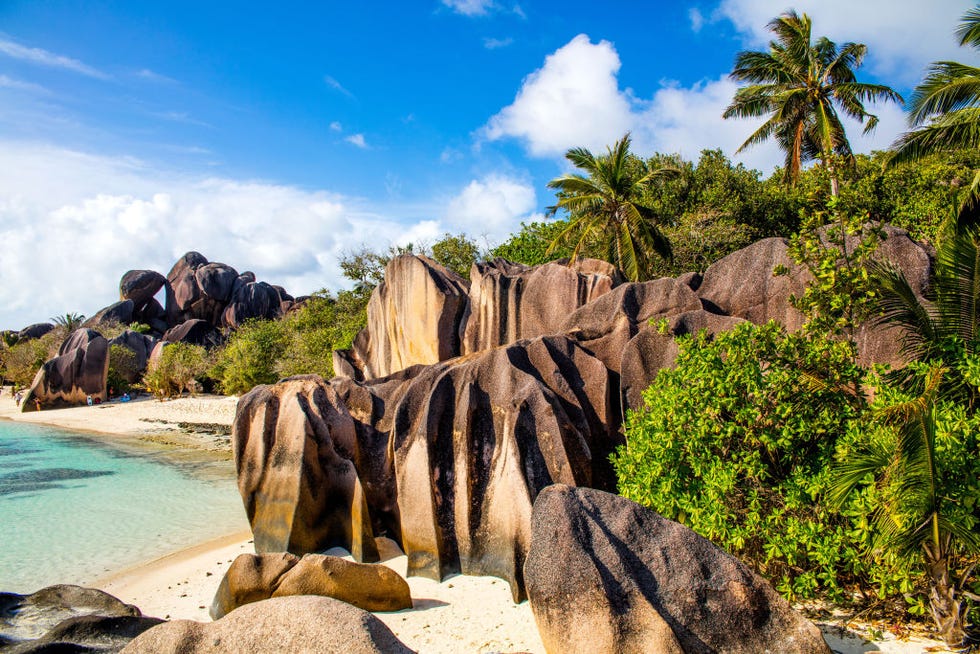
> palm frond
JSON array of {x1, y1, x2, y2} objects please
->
[
  {"x1": 869, "y1": 261, "x2": 939, "y2": 360},
  {"x1": 956, "y1": 6, "x2": 980, "y2": 49},
  {"x1": 907, "y1": 62, "x2": 980, "y2": 125}
]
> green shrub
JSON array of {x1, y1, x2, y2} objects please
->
[
  {"x1": 144, "y1": 343, "x2": 211, "y2": 399},
  {"x1": 614, "y1": 321, "x2": 872, "y2": 601},
  {"x1": 106, "y1": 344, "x2": 138, "y2": 393},
  {"x1": 210, "y1": 319, "x2": 289, "y2": 395}
]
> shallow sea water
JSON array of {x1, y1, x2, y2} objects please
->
[{"x1": 0, "y1": 420, "x2": 248, "y2": 593}]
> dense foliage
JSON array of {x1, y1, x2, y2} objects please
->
[{"x1": 143, "y1": 343, "x2": 211, "y2": 399}]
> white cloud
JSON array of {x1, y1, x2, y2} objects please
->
[
  {"x1": 324, "y1": 74, "x2": 354, "y2": 98},
  {"x1": 0, "y1": 74, "x2": 48, "y2": 94},
  {"x1": 135, "y1": 68, "x2": 177, "y2": 84},
  {"x1": 329, "y1": 121, "x2": 342, "y2": 131},
  {"x1": 441, "y1": 0, "x2": 495, "y2": 16},
  {"x1": 689, "y1": 8, "x2": 705, "y2": 33},
  {"x1": 483, "y1": 34, "x2": 633, "y2": 157},
  {"x1": 483, "y1": 37, "x2": 514, "y2": 49},
  {"x1": 444, "y1": 174, "x2": 537, "y2": 243},
  {"x1": 0, "y1": 38, "x2": 109, "y2": 79},
  {"x1": 714, "y1": 0, "x2": 974, "y2": 85},
  {"x1": 0, "y1": 141, "x2": 448, "y2": 329},
  {"x1": 345, "y1": 133, "x2": 368, "y2": 149},
  {"x1": 486, "y1": 34, "x2": 908, "y2": 173}
]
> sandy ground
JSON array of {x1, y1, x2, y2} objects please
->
[{"x1": 0, "y1": 388, "x2": 953, "y2": 653}]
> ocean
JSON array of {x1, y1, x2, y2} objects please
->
[{"x1": 0, "y1": 420, "x2": 249, "y2": 593}]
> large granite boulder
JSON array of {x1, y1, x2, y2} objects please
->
[
  {"x1": 165, "y1": 251, "x2": 209, "y2": 325},
  {"x1": 233, "y1": 375, "x2": 379, "y2": 562},
  {"x1": 525, "y1": 485, "x2": 830, "y2": 654},
  {"x1": 340, "y1": 255, "x2": 470, "y2": 380},
  {"x1": 21, "y1": 329, "x2": 108, "y2": 411},
  {"x1": 107, "y1": 330, "x2": 158, "y2": 381},
  {"x1": 84, "y1": 300, "x2": 135, "y2": 328},
  {"x1": 119, "y1": 270, "x2": 166, "y2": 311},
  {"x1": 460, "y1": 258, "x2": 620, "y2": 355},
  {"x1": 620, "y1": 310, "x2": 746, "y2": 410},
  {"x1": 0, "y1": 585, "x2": 161, "y2": 652},
  {"x1": 222, "y1": 281, "x2": 283, "y2": 329},
  {"x1": 210, "y1": 552, "x2": 412, "y2": 620},
  {"x1": 697, "y1": 237, "x2": 810, "y2": 332},
  {"x1": 122, "y1": 596, "x2": 413, "y2": 654},
  {"x1": 559, "y1": 277, "x2": 701, "y2": 373},
  {"x1": 161, "y1": 319, "x2": 220, "y2": 348},
  {"x1": 15, "y1": 323, "x2": 55, "y2": 342}
]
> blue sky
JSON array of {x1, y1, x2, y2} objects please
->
[{"x1": 0, "y1": 0, "x2": 975, "y2": 329}]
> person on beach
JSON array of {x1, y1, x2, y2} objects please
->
[
  {"x1": 34, "y1": 397, "x2": 41, "y2": 411},
  {"x1": 15, "y1": 391, "x2": 22, "y2": 406},
  {"x1": 87, "y1": 395, "x2": 93, "y2": 406}
]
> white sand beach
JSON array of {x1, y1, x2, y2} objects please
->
[{"x1": 0, "y1": 388, "x2": 952, "y2": 653}]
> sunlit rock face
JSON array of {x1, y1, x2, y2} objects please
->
[
  {"x1": 460, "y1": 257, "x2": 620, "y2": 355},
  {"x1": 22, "y1": 328, "x2": 109, "y2": 411},
  {"x1": 234, "y1": 336, "x2": 619, "y2": 602}
]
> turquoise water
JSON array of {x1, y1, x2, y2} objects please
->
[{"x1": 0, "y1": 421, "x2": 249, "y2": 593}]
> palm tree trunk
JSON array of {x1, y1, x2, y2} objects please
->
[{"x1": 923, "y1": 539, "x2": 968, "y2": 646}]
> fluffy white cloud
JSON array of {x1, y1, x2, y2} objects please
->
[
  {"x1": 486, "y1": 34, "x2": 908, "y2": 173},
  {"x1": 441, "y1": 0, "x2": 495, "y2": 16},
  {"x1": 483, "y1": 34, "x2": 633, "y2": 157},
  {"x1": 714, "y1": 0, "x2": 973, "y2": 85},
  {"x1": 345, "y1": 133, "x2": 368, "y2": 148},
  {"x1": 0, "y1": 142, "x2": 438, "y2": 329},
  {"x1": 444, "y1": 174, "x2": 537, "y2": 243}
]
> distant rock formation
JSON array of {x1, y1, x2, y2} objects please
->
[
  {"x1": 122, "y1": 596, "x2": 413, "y2": 654},
  {"x1": 107, "y1": 330, "x2": 158, "y2": 382},
  {"x1": 0, "y1": 585, "x2": 162, "y2": 653},
  {"x1": 15, "y1": 322, "x2": 55, "y2": 342},
  {"x1": 21, "y1": 329, "x2": 108, "y2": 411},
  {"x1": 210, "y1": 552, "x2": 412, "y2": 620},
  {"x1": 524, "y1": 485, "x2": 830, "y2": 654}
]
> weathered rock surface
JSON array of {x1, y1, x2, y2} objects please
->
[
  {"x1": 0, "y1": 585, "x2": 161, "y2": 653},
  {"x1": 119, "y1": 270, "x2": 166, "y2": 311},
  {"x1": 221, "y1": 281, "x2": 282, "y2": 329},
  {"x1": 620, "y1": 310, "x2": 745, "y2": 410},
  {"x1": 84, "y1": 300, "x2": 135, "y2": 328},
  {"x1": 123, "y1": 596, "x2": 413, "y2": 654},
  {"x1": 107, "y1": 330, "x2": 158, "y2": 381},
  {"x1": 210, "y1": 552, "x2": 412, "y2": 620},
  {"x1": 697, "y1": 237, "x2": 810, "y2": 331},
  {"x1": 460, "y1": 258, "x2": 619, "y2": 355},
  {"x1": 15, "y1": 323, "x2": 55, "y2": 342},
  {"x1": 233, "y1": 375, "x2": 379, "y2": 562},
  {"x1": 342, "y1": 255, "x2": 469, "y2": 380},
  {"x1": 525, "y1": 485, "x2": 830, "y2": 654},
  {"x1": 560, "y1": 277, "x2": 701, "y2": 373},
  {"x1": 161, "y1": 319, "x2": 220, "y2": 348},
  {"x1": 165, "y1": 251, "x2": 209, "y2": 325},
  {"x1": 21, "y1": 329, "x2": 108, "y2": 411}
]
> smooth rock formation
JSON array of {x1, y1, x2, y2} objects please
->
[
  {"x1": 233, "y1": 375, "x2": 379, "y2": 562},
  {"x1": 119, "y1": 270, "x2": 166, "y2": 311},
  {"x1": 15, "y1": 323, "x2": 55, "y2": 342},
  {"x1": 0, "y1": 585, "x2": 161, "y2": 652},
  {"x1": 620, "y1": 310, "x2": 745, "y2": 410},
  {"x1": 525, "y1": 485, "x2": 830, "y2": 654},
  {"x1": 460, "y1": 258, "x2": 620, "y2": 356},
  {"x1": 343, "y1": 255, "x2": 469, "y2": 380},
  {"x1": 21, "y1": 329, "x2": 108, "y2": 410},
  {"x1": 107, "y1": 330, "x2": 158, "y2": 382},
  {"x1": 165, "y1": 251, "x2": 209, "y2": 325},
  {"x1": 161, "y1": 319, "x2": 220, "y2": 348},
  {"x1": 560, "y1": 278, "x2": 701, "y2": 373},
  {"x1": 123, "y1": 596, "x2": 413, "y2": 654},
  {"x1": 84, "y1": 300, "x2": 135, "y2": 328},
  {"x1": 222, "y1": 281, "x2": 282, "y2": 329},
  {"x1": 211, "y1": 552, "x2": 412, "y2": 620},
  {"x1": 697, "y1": 237, "x2": 810, "y2": 331}
]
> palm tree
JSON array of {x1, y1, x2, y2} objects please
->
[
  {"x1": 723, "y1": 10, "x2": 902, "y2": 195},
  {"x1": 546, "y1": 133, "x2": 676, "y2": 281},
  {"x1": 891, "y1": 7, "x2": 980, "y2": 224},
  {"x1": 51, "y1": 312, "x2": 86, "y2": 333},
  {"x1": 829, "y1": 367, "x2": 979, "y2": 646},
  {"x1": 870, "y1": 226, "x2": 980, "y2": 408}
]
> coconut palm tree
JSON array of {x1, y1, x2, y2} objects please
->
[
  {"x1": 890, "y1": 7, "x2": 980, "y2": 224},
  {"x1": 723, "y1": 10, "x2": 902, "y2": 195},
  {"x1": 50, "y1": 312, "x2": 86, "y2": 333},
  {"x1": 546, "y1": 133, "x2": 677, "y2": 281},
  {"x1": 829, "y1": 366, "x2": 980, "y2": 646},
  {"x1": 870, "y1": 226, "x2": 980, "y2": 408}
]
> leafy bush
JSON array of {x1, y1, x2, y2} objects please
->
[
  {"x1": 143, "y1": 343, "x2": 211, "y2": 399},
  {"x1": 614, "y1": 322, "x2": 874, "y2": 600},
  {"x1": 490, "y1": 220, "x2": 572, "y2": 266},
  {"x1": 210, "y1": 318, "x2": 289, "y2": 395},
  {"x1": 106, "y1": 344, "x2": 139, "y2": 393}
]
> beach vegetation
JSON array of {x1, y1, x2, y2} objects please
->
[
  {"x1": 50, "y1": 313, "x2": 86, "y2": 332},
  {"x1": 143, "y1": 342, "x2": 211, "y2": 399},
  {"x1": 106, "y1": 344, "x2": 139, "y2": 393}
]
